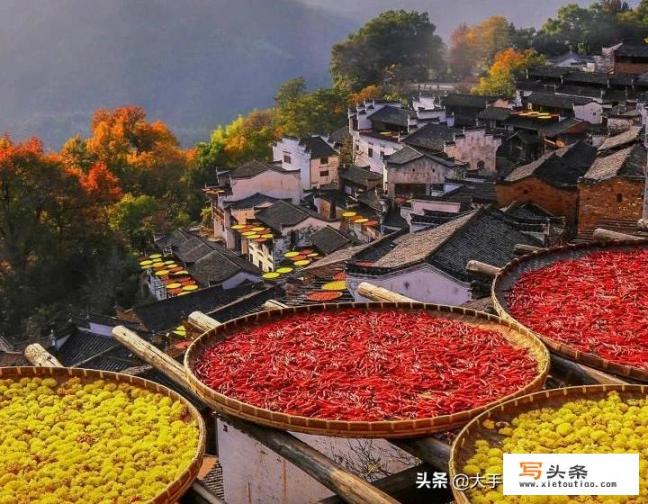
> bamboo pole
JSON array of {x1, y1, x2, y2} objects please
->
[
  {"x1": 592, "y1": 228, "x2": 645, "y2": 242},
  {"x1": 23, "y1": 341, "x2": 226, "y2": 504},
  {"x1": 24, "y1": 343, "x2": 63, "y2": 367},
  {"x1": 357, "y1": 283, "x2": 417, "y2": 303},
  {"x1": 263, "y1": 299, "x2": 289, "y2": 310},
  {"x1": 550, "y1": 354, "x2": 628, "y2": 385},
  {"x1": 112, "y1": 325, "x2": 398, "y2": 504},
  {"x1": 189, "y1": 311, "x2": 222, "y2": 332},
  {"x1": 392, "y1": 438, "x2": 451, "y2": 471},
  {"x1": 514, "y1": 243, "x2": 544, "y2": 255},
  {"x1": 465, "y1": 260, "x2": 501, "y2": 278}
]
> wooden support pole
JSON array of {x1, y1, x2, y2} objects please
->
[
  {"x1": 317, "y1": 464, "x2": 434, "y2": 504},
  {"x1": 263, "y1": 299, "x2": 289, "y2": 310},
  {"x1": 357, "y1": 282, "x2": 417, "y2": 303},
  {"x1": 189, "y1": 311, "x2": 222, "y2": 333},
  {"x1": 24, "y1": 343, "x2": 63, "y2": 367},
  {"x1": 550, "y1": 354, "x2": 628, "y2": 385},
  {"x1": 592, "y1": 228, "x2": 645, "y2": 242},
  {"x1": 465, "y1": 260, "x2": 501, "y2": 278},
  {"x1": 23, "y1": 340, "x2": 226, "y2": 504},
  {"x1": 514, "y1": 243, "x2": 544, "y2": 255},
  {"x1": 392, "y1": 438, "x2": 451, "y2": 472},
  {"x1": 112, "y1": 325, "x2": 398, "y2": 504}
]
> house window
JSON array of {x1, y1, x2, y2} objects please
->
[
  {"x1": 368, "y1": 144, "x2": 374, "y2": 158},
  {"x1": 320, "y1": 157, "x2": 329, "y2": 164},
  {"x1": 283, "y1": 152, "x2": 291, "y2": 164},
  {"x1": 320, "y1": 170, "x2": 329, "y2": 177},
  {"x1": 617, "y1": 193, "x2": 623, "y2": 203}
]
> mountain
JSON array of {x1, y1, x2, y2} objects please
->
[
  {"x1": 0, "y1": 0, "x2": 354, "y2": 147},
  {"x1": 296, "y1": 0, "x2": 636, "y2": 38}
]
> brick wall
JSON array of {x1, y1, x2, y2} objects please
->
[
  {"x1": 614, "y1": 62, "x2": 648, "y2": 75},
  {"x1": 496, "y1": 178, "x2": 578, "y2": 226},
  {"x1": 577, "y1": 178, "x2": 644, "y2": 235}
]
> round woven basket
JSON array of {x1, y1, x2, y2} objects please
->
[
  {"x1": 184, "y1": 302, "x2": 550, "y2": 438},
  {"x1": 0, "y1": 366, "x2": 206, "y2": 504},
  {"x1": 449, "y1": 384, "x2": 648, "y2": 503},
  {"x1": 492, "y1": 239, "x2": 648, "y2": 382}
]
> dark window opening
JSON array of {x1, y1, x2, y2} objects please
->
[
  {"x1": 283, "y1": 152, "x2": 291, "y2": 164},
  {"x1": 617, "y1": 193, "x2": 623, "y2": 203},
  {"x1": 320, "y1": 170, "x2": 329, "y2": 177},
  {"x1": 321, "y1": 156, "x2": 329, "y2": 164}
]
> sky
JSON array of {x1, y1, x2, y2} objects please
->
[{"x1": 297, "y1": 0, "x2": 639, "y2": 38}]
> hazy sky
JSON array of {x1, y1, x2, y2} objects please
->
[{"x1": 297, "y1": 0, "x2": 639, "y2": 38}]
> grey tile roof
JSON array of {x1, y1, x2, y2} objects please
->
[
  {"x1": 225, "y1": 193, "x2": 281, "y2": 210},
  {"x1": 442, "y1": 94, "x2": 494, "y2": 108},
  {"x1": 299, "y1": 136, "x2": 337, "y2": 158},
  {"x1": 339, "y1": 165, "x2": 382, "y2": 187},
  {"x1": 310, "y1": 226, "x2": 351, "y2": 255},
  {"x1": 403, "y1": 122, "x2": 456, "y2": 151},
  {"x1": 367, "y1": 105, "x2": 413, "y2": 127},
  {"x1": 615, "y1": 44, "x2": 648, "y2": 58},
  {"x1": 348, "y1": 208, "x2": 542, "y2": 281},
  {"x1": 563, "y1": 71, "x2": 609, "y2": 86},
  {"x1": 52, "y1": 332, "x2": 119, "y2": 367},
  {"x1": 134, "y1": 283, "x2": 258, "y2": 332},
  {"x1": 156, "y1": 230, "x2": 260, "y2": 284},
  {"x1": 477, "y1": 107, "x2": 512, "y2": 121},
  {"x1": 584, "y1": 143, "x2": 647, "y2": 182},
  {"x1": 229, "y1": 160, "x2": 275, "y2": 179},
  {"x1": 527, "y1": 66, "x2": 570, "y2": 79},
  {"x1": 328, "y1": 126, "x2": 351, "y2": 145},
  {"x1": 504, "y1": 141, "x2": 596, "y2": 188},
  {"x1": 541, "y1": 118, "x2": 586, "y2": 137},
  {"x1": 598, "y1": 126, "x2": 642, "y2": 153},
  {"x1": 386, "y1": 145, "x2": 461, "y2": 168},
  {"x1": 527, "y1": 92, "x2": 593, "y2": 108},
  {"x1": 256, "y1": 200, "x2": 325, "y2": 232}
]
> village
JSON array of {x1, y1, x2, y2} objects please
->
[
  {"x1": 5, "y1": 1, "x2": 648, "y2": 497},
  {"x1": 1, "y1": 38, "x2": 647, "y2": 504}
]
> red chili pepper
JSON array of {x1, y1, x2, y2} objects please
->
[
  {"x1": 508, "y1": 248, "x2": 648, "y2": 370},
  {"x1": 193, "y1": 309, "x2": 538, "y2": 421}
]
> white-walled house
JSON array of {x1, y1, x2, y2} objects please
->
[
  {"x1": 205, "y1": 160, "x2": 302, "y2": 249},
  {"x1": 273, "y1": 136, "x2": 339, "y2": 190},
  {"x1": 346, "y1": 208, "x2": 542, "y2": 304},
  {"x1": 244, "y1": 200, "x2": 340, "y2": 272},
  {"x1": 217, "y1": 417, "x2": 415, "y2": 504}
]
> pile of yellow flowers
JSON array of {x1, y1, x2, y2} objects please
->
[
  {"x1": 463, "y1": 392, "x2": 648, "y2": 504},
  {"x1": 0, "y1": 376, "x2": 200, "y2": 503}
]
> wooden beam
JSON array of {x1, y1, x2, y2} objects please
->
[
  {"x1": 24, "y1": 343, "x2": 63, "y2": 367},
  {"x1": 112, "y1": 325, "x2": 398, "y2": 504},
  {"x1": 357, "y1": 282, "x2": 417, "y2": 303},
  {"x1": 263, "y1": 299, "x2": 289, "y2": 310},
  {"x1": 23, "y1": 341, "x2": 225, "y2": 504},
  {"x1": 550, "y1": 353, "x2": 628, "y2": 385},
  {"x1": 317, "y1": 464, "x2": 433, "y2": 504},
  {"x1": 514, "y1": 243, "x2": 544, "y2": 255},
  {"x1": 592, "y1": 228, "x2": 645, "y2": 242},
  {"x1": 189, "y1": 311, "x2": 223, "y2": 333},
  {"x1": 392, "y1": 438, "x2": 451, "y2": 472},
  {"x1": 465, "y1": 260, "x2": 501, "y2": 278}
]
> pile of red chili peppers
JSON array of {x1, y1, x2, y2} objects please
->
[
  {"x1": 193, "y1": 309, "x2": 537, "y2": 421},
  {"x1": 508, "y1": 248, "x2": 648, "y2": 370}
]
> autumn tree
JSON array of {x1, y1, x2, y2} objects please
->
[
  {"x1": 275, "y1": 86, "x2": 348, "y2": 137},
  {"x1": 331, "y1": 10, "x2": 445, "y2": 91},
  {"x1": 448, "y1": 16, "x2": 512, "y2": 77},
  {"x1": 0, "y1": 135, "x2": 132, "y2": 341},
  {"x1": 473, "y1": 49, "x2": 546, "y2": 97}
]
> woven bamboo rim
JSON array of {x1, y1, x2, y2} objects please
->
[
  {"x1": 492, "y1": 239, "x2": 648, "y2": 382},
  {"x1": 0, "y1": 366, "x2": 206, "y2": 504},
  {"x1": 449, "y1": 384, "x2": 648, "y2": 503},
  {"x1": 184, "y1": 302, "x2": 550, "y2": 438}
]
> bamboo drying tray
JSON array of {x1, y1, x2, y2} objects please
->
[
  {"x1": 492, "y1": 239, "x2": 648, "y2": 382},
  {"x1": 449, "y1": 384, "x2": 648, "y2": 503},
  {"x1": 184, "y1": 302, "x2": 550, "y2": 438},
  {"x1": 0, "y1": 366, "x2": 206, "y2": 504}
]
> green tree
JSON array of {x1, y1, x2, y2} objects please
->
[
  {"x1": 331, "y1": 10, "x2": 444, "y2": 91},
  {"x1": 108, "y1": 193, "x2": 163, "y2": 251},
  {"x1": 276, "y1": 87, "x2": 348, "y2": 137}
]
